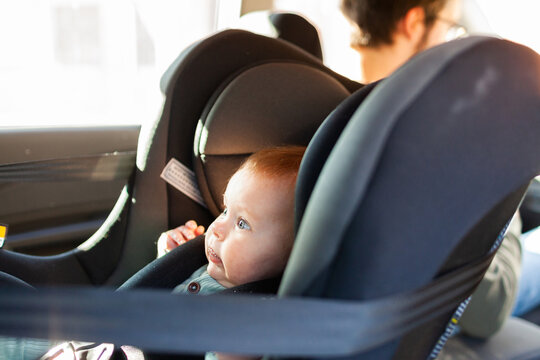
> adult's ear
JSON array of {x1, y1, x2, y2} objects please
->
[{"x1": 396, "y1": 6, "x2": 427, "y2": 43}]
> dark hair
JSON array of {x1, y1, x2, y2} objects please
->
[{"x1": 340, "y1": 0, "x2": 448, "y2": 48}]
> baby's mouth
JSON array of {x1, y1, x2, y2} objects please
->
[{"x1": 207, "y1": 246, "x2": 222, "y2": 264}]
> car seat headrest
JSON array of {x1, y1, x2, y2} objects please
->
[
  {"x1": 237, "y1": 11, "x2": 323, "y2": 60},
  {"x1": 194, "y1": 62, "x2": 351, "y2": 216}
]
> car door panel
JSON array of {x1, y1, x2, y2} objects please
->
[{"x1": 0, "y1": 126, "x2": 139, "y2": 254}]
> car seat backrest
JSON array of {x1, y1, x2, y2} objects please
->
[
  {"x1": 101, "y1": 29, "x2": 360, "y2": 285},
  {"x1": 283, "y1": 36, "x2": 540, "y2": 359},
  {"x1": 194, "y1": 62, "x2": 351, "y2": 216},
  {"x1": 238, "y1": 11, "x2": 323, "y2": 60}
]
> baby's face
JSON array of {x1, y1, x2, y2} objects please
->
[{"x1": 205, "y1": 168, "x2": 294, "y2": 288}]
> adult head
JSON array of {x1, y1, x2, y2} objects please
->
[{"x1": 340, "y1": 0, "x2": 464, "y2": 83}]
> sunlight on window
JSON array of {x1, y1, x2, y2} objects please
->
[
  {"x1": 0, "y1": 0, "x2": 220, "y2": 128},
  {"x1": 474, "y1": 0, "x2": 540, "y2": 54},
  {"x1": 1, "y1": 0, "x2": 538, "y2": 129}
]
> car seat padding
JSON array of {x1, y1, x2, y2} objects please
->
[{"x1": 194, "y1": 62, "x2": 352, "y2": 216}]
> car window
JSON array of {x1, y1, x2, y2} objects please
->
[
  {"x1": 474, "y1": 0, "x2": 540, "y2": 54},
  {"x1": 0, "y1": 0, "x2": 227, "y2": 129},
  {"x1": 5, "y1": 0, "x2": 537, "y2": 129}
]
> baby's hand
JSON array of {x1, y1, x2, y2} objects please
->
[{"x1": 157, "y1": 220, "x2": 205, "y2": 258}]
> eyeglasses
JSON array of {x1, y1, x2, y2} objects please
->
[{"x1": 436, "y1": 17, "x2": 468, "y2": 41}]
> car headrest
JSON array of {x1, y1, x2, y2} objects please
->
[
  {"x1": 194, "y1": 62, "x2": 351, "y2": 216},
  {"x1": 237, "y1": 11, "x2": 323, "y2": 60},
  {"x1": 282, "y1": 36, "x2": 540, "y2": 358}
]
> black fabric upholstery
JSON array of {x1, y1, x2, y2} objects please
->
[
  {"x1": 294, "y1": 81, "x2": 380, "y2": 232},
  {"x1": 120, "y1": 234, "x2": 280, "y2": 296},
  {"x1": 119, "y1": 235, "x2": 207, "y2": 290},
  {"x1": 0, "y1": 271, "x2": 34, "y2": 289},
  {"x1": 282, "y1": 37, "x2": 540, "y2": 359},
  {"x1": 0, "y1": 249, "x2": 92, "y2": 286}
]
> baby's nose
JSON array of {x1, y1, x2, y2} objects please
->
[{"x1": 209, "y1": 220, "x2": 225, "y2": 241}]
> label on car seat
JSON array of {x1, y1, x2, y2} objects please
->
[
  {"x1": 0, "y1": 223, "x2": 7, "y2": 248},
  {"x1": 160, "y1": 158, "x2": 207, "y2": 208}
]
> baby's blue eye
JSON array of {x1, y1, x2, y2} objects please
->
[
  {"x1": 237, "y1": 218, "x2": 251, "y2": 230},
  {"x1": 221, "y1": 208, "x2": 228, "y2": 216}
]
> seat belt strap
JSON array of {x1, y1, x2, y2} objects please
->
[
  {"x1": 0, "y1": 249, "x2": 494, "y2": 357},
  {"x1": 427, "y1": 219, "x2": 511, "y2": 359}
]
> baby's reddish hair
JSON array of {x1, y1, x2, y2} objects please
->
[{"x1": 239, "y1": 146, "x2": 306, "y2": 180}]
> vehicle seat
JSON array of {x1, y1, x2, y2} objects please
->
[{"x1": 237, "y1": 10, "x2": 323, "y2": 60}]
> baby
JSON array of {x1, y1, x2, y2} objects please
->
[
  {"x1": 160, "y1": 146, "x2": 305, "y2": 360},
  {"x1": 159, "y1": 145, "x2": 304, "y2": 293}
]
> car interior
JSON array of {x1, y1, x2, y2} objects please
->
[{"x1": 1, "y1": 11, "x2": 540, "y2": 360}]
